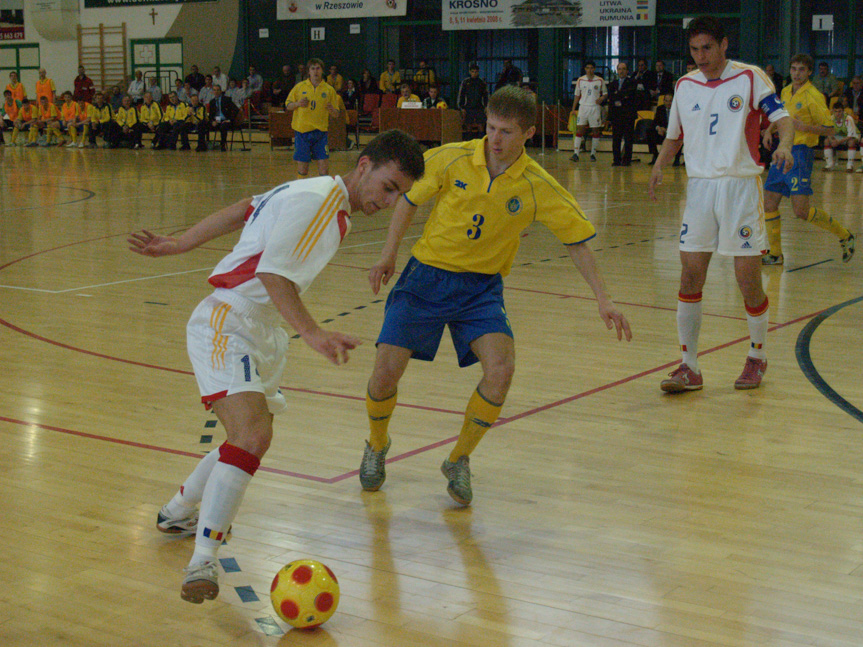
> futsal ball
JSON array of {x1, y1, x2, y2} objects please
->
[{"x1": 270, "y1": 559, "x2": 340, "y2": 629}]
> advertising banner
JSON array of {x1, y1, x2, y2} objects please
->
[
  {"x1": 277, "y1": 0, "x2": 407, "y2": 20},
  {"x1": 442, "y1": 0, "x2": 655, "y2": 31},
  {"x1": 84, "y1": 0, "x2": 213, "y2": 7},
  {"x1": 0, "y1": 4, "x2": 24, "y2": 41}
]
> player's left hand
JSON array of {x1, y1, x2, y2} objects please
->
[
  {"x1": 128, "y1": 229, "x2": 181, "y2": 257},
  {"x1": 598, "y1": 300, "x2": 632, "y2": 341},
  {"x1": 647, "y1": 167, "x2": 663, "y2": 201},
  {"x1": 772, "y1": 145, "x2": 794, "y2": 173}
]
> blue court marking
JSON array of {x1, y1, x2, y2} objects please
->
[
  {"x1": 199, "y1": 434, "x2": 213, "y2": 444},
  {"x1": 204, "y1": 420, "x2": 217, "y2": 428},
  {"x1": 786, "y1": 258, "x2": 833, "y2": 273},
  {"x1": 795, "y1": 295, "x2": 863, "y2": 424},
  {"x1": 255, "y1": 617, "x2": 284, "y2": 636},
  {"x1": 235, "y1": 585, "x2": 259, "y2": 603},
  {"x1": 220, "y1": 557, "x2": 241, "y2": 573}
]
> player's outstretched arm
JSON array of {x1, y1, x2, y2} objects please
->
[
  {"x1": 647, "y1": 137, "x2": 683, "y2": 201},
  {"x1": 128, "y1": 197, "x2": 253, "y2": 257},
  {"x1": 369, "y1": 196, "x2": 418, "y2": 295},
  {"x1": 566, "y1": 242, "x2": 632, "y2": 341},
  {"x1": 258, "y1": 272, "x2": 361, "y2": 365}
]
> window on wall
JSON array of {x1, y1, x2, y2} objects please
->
[
  {"x1": 396, "y1": 24, "x2": 449, "y2": 88},
  {"x1": 0, "y1": 43, "x2": 39, "y2": 95},
  {"x1": 801, "y1": 0, "x2": 851, "y2": 79},
  {"x1": 459, "y1": 29, "x2": 534, "y2": 90}
]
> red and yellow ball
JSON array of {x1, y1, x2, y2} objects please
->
[{"x1": 270, "y1": 559, "x2": 340, "y2": 629}]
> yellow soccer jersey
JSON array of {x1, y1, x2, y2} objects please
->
[
  {"x1": 93, "y1": 104, "x2": 112, "y2": 124},
  {"x1": 405, "y1": 138, "x2": 596, "y2": 276},
  {"x1": 115, "y1": 106, "x2": 138, "y2": 127},
  {"x1": 286, "y1": 80, "x2": 338, "y2": 133},
  {"x1": 139, "y1": 102, "x2": 162, "y2": 125},
  {"x1": 38, "y1": 103, "x2": 58, "y2": 120},
  {"x1": 75, "y1": 103, "x2": 95, "y2": 123},
  {"x1": 187, "y1": 104, "x2": 206, "y2": 123},
  {"x1": 163, "y1": 102, "x2": 188, "y2": 122},
  {"x1": 781, "y1": 81, "x2": 832, "y2": 147},
  {"x1": 396, "y1": 94, "x2": 420, "y2": 108}
]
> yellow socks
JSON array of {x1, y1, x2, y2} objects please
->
[
  {"x1": 366, "y1": 390, "x2": 397, "y2": 451},
  {"x1": 808, "y1": 207, "x2": 850, "y2": 240},
  {"x1": 764, "y1": 211, "x2": 782, "y2": 256},
  {"x1": 449, "y1": 388, "x2": 503, "y2": 462}
]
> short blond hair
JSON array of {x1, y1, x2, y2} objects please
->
[{"x1": 487, "y1": 85, "x2": 536, "y2": 131}]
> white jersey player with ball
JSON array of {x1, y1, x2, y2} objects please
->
[{"x1": 127, "y1": 129, "x2": 424, "y2": 605}]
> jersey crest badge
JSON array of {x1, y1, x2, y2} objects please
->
[
  {"x1": 728, "y1": 95, "x2": 743, "y2": 112},
  {"x1": 506, "y1": 197, "x2": 522, "y2": 215},
  {"x1": 738, "y1": 225, "x2": 753, "y2": 240}
]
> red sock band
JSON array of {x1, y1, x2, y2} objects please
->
[
  {"x1": 678, "y1": 291, "x2": 703, "y2": 303},
  {"x1": 745, "y1": 297, "x2": 769, "y2": 317},
  {"x1": 218, "y1": 443, "x2": 261, "y2": 476}
]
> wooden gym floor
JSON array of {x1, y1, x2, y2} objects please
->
[{"x1": 0, "y1": 143, "x2": 861, "y2": 647}]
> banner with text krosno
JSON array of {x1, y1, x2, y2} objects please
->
[
  {"x1": 277, "y1": 0, "x2": 407, "y2": 19},
  {"x1": 442, "y1": 0, "x2": 655, "y2": 30}
]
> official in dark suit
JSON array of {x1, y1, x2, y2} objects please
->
[
  {"x1": 647, "y1": 93, "x2": 683, "y2": 166},
  {"x1": 208, "y1": 84, "x2": 239, "y2": 151},
  {"x1": 649, "y1": 60, "x2": 675, "y2": 101},
  {"x1": 607, "y1": 62, "x2": 640, "y2": 166},
  {"x1": 843, "y1": 76, "x2": 863, "y2": 119}
]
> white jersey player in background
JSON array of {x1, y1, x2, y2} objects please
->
[
  {"x1": 570, "y1": 60, "x2": 607, "y2": 162},
  {"x1": 127, "y1": 129, "x2": 424, "y2": 604},
  {"x1": 648, "y1": 15, "x2": 794, "y2": 393}
]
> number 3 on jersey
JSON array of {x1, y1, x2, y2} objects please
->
[{"x1": 467, "y1": 213, "x2": 484, "y2": 240}]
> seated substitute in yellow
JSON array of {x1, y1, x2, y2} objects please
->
[
  {"x1": 358, "y1": 86, "x2": 632, "y2": 506},
  {"x1": 396, "y1": 82, "x2": 420, "y2": 108},
  {"x1": 29, "y1": 95, "x2": 62, "y2": 146},
  {"x1": 72, "y1": 98, "x2": 94, "y2": 148}
]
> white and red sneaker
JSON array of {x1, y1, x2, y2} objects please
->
[
  {"x1": 660, "y1": 364, "x2": 703, "y2": 393},
  {"x1": 734, "y1": 357, "x2": 767, "y2": 390}
]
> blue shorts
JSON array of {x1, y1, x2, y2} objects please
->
[
  {"x1": 293, "y1": 129, "x2": 328, "y2": 162},
  {"x1": 763, "y1": 144, "x2": 813, "y2": 197},
  {"x1": 377, "y1": 257, "x2": 513, "y2": 368}
]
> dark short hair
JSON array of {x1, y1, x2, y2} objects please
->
[
  {"x1": 686, "y1": 15, "x2": 726, "y2": 44},
  {"x1": 359, "y1": 129, "x2": 425, "y2": 181},
  {"x1": 308, "y1": 58, "x2": 325, "y2": 69},
  {"x1": 3, "y1": 89, "x2": 10, "y2": 96},
  {"x1": 469, "y1": 63, "x2": 479, "y2": 71},
  {"x1": 584, "y1": 60, "x2": 596, "y2": 68},
  {"x1": 790, "y1": 53, "x2": 814, "y2": 71},
  {"x1": 819, "y1": 61, "x2": 829, "y2": 67}
]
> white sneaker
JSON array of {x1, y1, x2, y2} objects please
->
[
  {"x1": 156, "y1": 504, "x2": 198, "y2": 535},
  {"x1": 65, "y1": 142, "x2": 77, "y2": 148},
  {"x1": 77, "y1": 142, "x2": 85, "y2": 148},
  {"x1": 181, "y1": 561, "x2": 219, "y2": 604}
]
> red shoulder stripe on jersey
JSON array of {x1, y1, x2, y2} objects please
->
[
  {"x1": 208, "y1": 252, "x2": 263, "y2": 289},
  {"x1": 243, "y1": 203, "x2": 255, "y2": 222},
  {"x1": 337, "y1": 210, "x2": 349, "y2": 241}
]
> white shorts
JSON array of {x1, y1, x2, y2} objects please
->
[
  {"x1": 187, "y1": 291, "x2": 290, "y2": 414},
  {"x1": 679, "y1": 176, "x2": 767, "y2": 256},
  {"x1": 576, "y1": 105, "x2": 603, "y2": 129}
]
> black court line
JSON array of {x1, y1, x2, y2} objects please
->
[
  {"x1": 786, "y1": 258, "x2": 834, "y2": 273},
  {"x1": 290, "y1": 299, "x2": 385, "y2": 339},
  {"x1": 1, "y1": 186, "x2": 96, "y2": 213},
  {"x1": 515, "y1": 234, "x2": 674, "y2": 267},
  {"x1": 795, "y1": 294, "x2": 863, "y2": 425}
]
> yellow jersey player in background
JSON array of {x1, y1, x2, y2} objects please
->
[
  {"x1": 285, "y1": 58, "x2": 340, "y2": 178},
  {"x1": 358, "y1": 85, "x2": 632, "y2": 506},
  {"x1": 762, "y1": 53, "x2": 856, "y2": 265}
]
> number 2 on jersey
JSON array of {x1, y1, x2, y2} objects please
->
[{"x1": 708, "y1": 113, "x2": 719, "y2": 135}]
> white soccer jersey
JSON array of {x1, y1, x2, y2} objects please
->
[
  {"x1": 667, "y1": 60, "x2": 788, "y2": 179},
  {"x1": 207, "y1": 175, "x2": 352, "y2": 303},
  {"x1": 574, "y1": 75, "x2": 606, "y2": 107}
]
